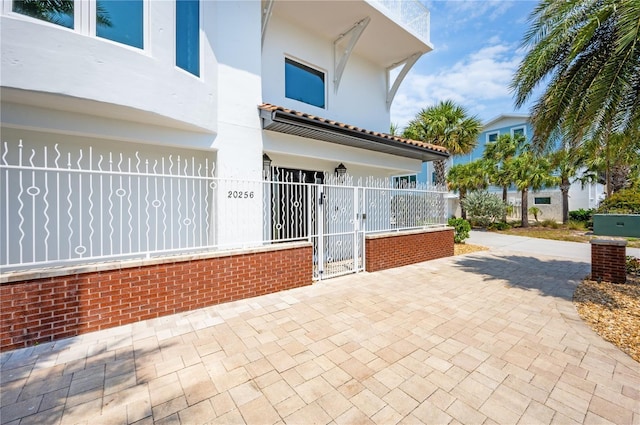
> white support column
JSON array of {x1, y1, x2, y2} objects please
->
[
  {"x1": 386, "y1": 52, "x2": 423, "y2": 109},
  {"x1": 333, "y1": 16, "x2": 370, "y2": 93}
]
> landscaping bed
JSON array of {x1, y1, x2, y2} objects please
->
[
  {"x1": 574, "y1": 273, "x2": 640, "y2": 362},
  {"x1": 453, "y1": 243, "x2": 488, "y2": 256},
  {"x1": 494, "y1": 224, "x2": 640, "y2": 248}
]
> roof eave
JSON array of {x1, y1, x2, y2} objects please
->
[{"x1": 260, "y1": 108, "x2": 449, "y2": 162}]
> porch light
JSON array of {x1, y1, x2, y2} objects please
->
[
  {"x1": 263, "y1": 153, "x2": 272, "y2": 179},
  {"x1": 335, "y1": 163, "x2": 347, "y2": 176}
]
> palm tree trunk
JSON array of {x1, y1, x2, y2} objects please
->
[
  {"x1": 502, "y1": 186, "x2": 508, "y2": 222},
  {"x1": 560, "y1": 180, "x2": 571, "y2": 224},
  {"x1": 521, "y1": 188, "x2": 529, "y2": 228},
  {"x1": 460, "y1": 189, "x2": 467, "y2": 220},
  {"x1": 434, "y1": 160, "x2": 447, "y2": 188}
]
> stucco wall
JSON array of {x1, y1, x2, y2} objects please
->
[{"x1": 261, "y1": 14, "x2": 389, "y2": 133}]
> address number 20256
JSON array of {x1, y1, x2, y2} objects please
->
[{"x1": 228, "y1": 191, "x2": 254, "y2": 199}]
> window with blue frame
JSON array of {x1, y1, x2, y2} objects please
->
[
  {"x1": 13, "y1": 0, "x2": 74, "y2": 29},
  {"x1": 285, "y1": 58, "x2": 325, "y2": 108},
  {"x1": 97, "y1": 0, "x2": 143, "y2": 49},
  {"x1": 176, "y1": 0, "x2": 199, "y2": 76}
]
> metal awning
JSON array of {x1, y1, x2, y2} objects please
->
[{"x1": 258, "y1": 104, "x2": 449, "y2": 162}]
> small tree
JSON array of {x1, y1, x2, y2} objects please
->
[
  {"x1": 447, "y1": 160, "x2": 489, "y2": 219},
  {"x1": 461, "y1": 191, "x2": 506, "y2": 228},
  {"x1": 507, "y1": 150, "x2": 558, "y2": 227},
  {"x1": 528, "y1": 206, "x2": 542, "y2": 222},
  {"x1": 550, "y1": 144, "x2": 585, "y2": 224},
  {"x1": 483, "y1": 134, "x2": 523, "y2": 221}
]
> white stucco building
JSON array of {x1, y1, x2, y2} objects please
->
[{"x1": 1, "y1": 0, "x2": 449, "y2": 274}]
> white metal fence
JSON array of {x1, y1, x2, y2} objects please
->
[{"x1": 1, "y1": 140, "x2": 447, "y2": 278}]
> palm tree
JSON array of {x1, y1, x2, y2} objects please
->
[
  {"x1": 483, "y1": 133, "x2": 523, "y2": 221},
  {"x1": 507, "y1": 149, "x2": 559, "y2": 228},
  {"x1": 447, "y1": 160, "x2": 489, "y2": 220},
  {"x1": 403, "y1": 100, "x2": 482, "y2": 187},
  {"x1": 511, "y1": 0, "x2": 640, "y2": 151},
  {"x1": 550, "y1": 145, "x2": 585, "y2": 224},
  {"x1": 581, "y1": 130, "x2": 640, "y2": 195}
]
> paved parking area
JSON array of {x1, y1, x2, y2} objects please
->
[{"x1": 1, "y1": 246, "x2": 639, "y2": 424}]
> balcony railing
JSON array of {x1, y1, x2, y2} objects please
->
[{"x1": 367, "y1": 0, "x2": 430, "y2": 44}]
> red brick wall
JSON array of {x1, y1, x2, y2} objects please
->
[
  {"x1": 591, "y1": 240, "x2": 627, "y2": 284},
  {"x1": 365, "y1": 228, "x2": 454, "y2": 272},
  {"x1": 0, "y1": 245, "x2": 312, "y2": 351}
]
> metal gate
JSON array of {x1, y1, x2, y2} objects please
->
[
  {"x1": 313, "y1": 183, "x2": 365, "y2": 280},
  {"x1": 266, "y1": 168, "x2": 447, "y2": 281},
  {"x1": 267, "y1": 169, "x2": 364, "y2": 280}
]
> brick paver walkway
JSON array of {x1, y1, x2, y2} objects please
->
[{"x1": 1, "y1": 250, "x2": 639, "y2": 424}]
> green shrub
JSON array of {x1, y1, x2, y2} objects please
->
[
  {"x1": 448, "y1": 218, "x2": 471, "y2": 244},
  {"x1": 627, "y1": 256, "x2": 640, "y2": 275},
  {"x1": 569, "y1": 208, "x2": 594, "y2": 222},
  {"x1": 567, "y1": 220, "x2": 585, "y2": 230},
  {"x1": 460, "y1": 191, "x2": 506, "y2": 228},
  {"x1": 597, "y1": 188, "x2": 640, "y2": 214},
  {"x1": 541, "y1": 219, "x2": 559, "y2": 229},
  {"x1": 489, "y1": 221, "x2": 511, "y2": 231}
]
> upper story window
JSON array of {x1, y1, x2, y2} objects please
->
[
  {"x1": 97, "y1": 1, "x2": 143, "y2": 49},
  {"x1": 12, "y1": 0, "x2": 74, "y2": 29},
  {"x1": 486, "y1": 132, "x2": 499, "y2": 143},
  {"x1": 285, "y1": 58, "x2": 325, "y2": 109},
  {"x1": 176, "y1": 0, "x2": 199, "y2": 76},
  {"x1": 511, "y1": 126, "x2": 526, "y2": 138},
  {"x1": 11, "y1": 0, "x2": 144, "y2": 49}
]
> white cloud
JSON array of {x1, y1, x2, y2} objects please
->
[
  {"x1": 438, "y1": 0, "x2": 515, "y2": 24},
  {"x1": 391, "y1": 41, "x2": 524, "y2": 129}
]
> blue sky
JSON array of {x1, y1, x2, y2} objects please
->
[{"x1": 391, "y1": 0, "x2": 540, "y2": 129}]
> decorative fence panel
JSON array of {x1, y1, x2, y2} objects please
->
[
  {"x1": 1, "y1": 140, "x2": 216, "y2": 270},
  {"x1": 2, "y1": 140, "x2": 448, "y2": 278}
]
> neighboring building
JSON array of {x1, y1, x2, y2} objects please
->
[
  {"x1": 416, "y1": 114, "x2": 604, "y2": 221},
  {"x1": 1, "y1": 0, "x2": 449, "y2": 274}
]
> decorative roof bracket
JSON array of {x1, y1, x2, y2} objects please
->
[
  {"x1": 261, "y1": 0, "x2": 274, "y2": 48},
  {"x1": 386, "y1": 52, "x2": 423, "y2": 109},
  {"x1": 333, "y1": 17, "x2": 370, "y2": 93}
]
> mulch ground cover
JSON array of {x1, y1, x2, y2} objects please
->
[{"x1": 574, "y1": 274, "x2": 640, "y2": 362}]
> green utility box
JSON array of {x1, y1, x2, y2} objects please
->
[{"x1": 593, "y1": 214, "x2": 640, "y2": 238}]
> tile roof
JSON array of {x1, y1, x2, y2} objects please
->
[{"x1": 258, "y1": 103, "x2": 449, "y2": 158}]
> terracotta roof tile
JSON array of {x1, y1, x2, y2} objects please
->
[{"x1": 258, "y1": 103, "x2": 448, "y2": 155}]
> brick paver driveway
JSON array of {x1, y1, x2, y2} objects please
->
[{"x1": 1, "y1": 249, "x2": 639, "y2": 424}]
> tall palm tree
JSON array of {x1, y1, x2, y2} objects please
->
[
  {"x1": 507, "y1": 149, "x2": 559, "y2": 228},
  {"x1": 403, "y1": 100, "x2": 482, "y2": 187},
  {"x1": 511, "y1": 0, "x2": 640, "y2": 151},
  {"x1": 447, "y1": 160, "x2": 488, "y2": 220},
  {"x1": 581, "y1": 129, "x2": 640, "y2": 195},
  {"x1": 550, "y1": 145, "x2": 586, "y2": 224},
  {"x1": 483, "y1": 133, "x2": 523, "y2": 221}
]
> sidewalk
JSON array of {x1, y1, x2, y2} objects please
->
[{"x1": 1, "y1": 237, "x2": 639, "y2": 424}]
